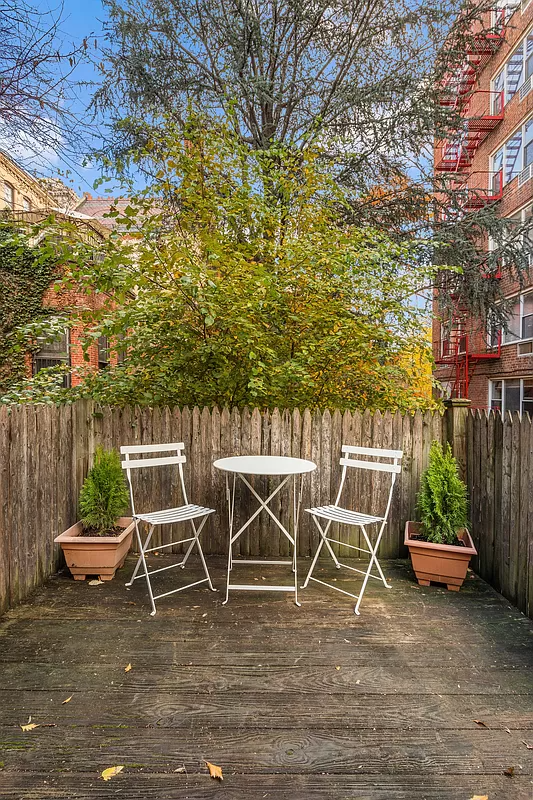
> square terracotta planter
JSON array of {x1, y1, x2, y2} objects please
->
[
  {"x1": 404, "y1": 520, "x2": 477, "y2": 591},
  {"x1": 55, "y1": 517, "x2": 135, "y2": 581}
]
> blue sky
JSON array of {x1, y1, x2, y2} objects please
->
[{"x1": 27, "y1": 0, "x2": 109, "y2": 196}]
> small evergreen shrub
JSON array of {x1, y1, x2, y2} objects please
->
[
  {"x1": 416, "y1": 440, "x2": 468, "y2": 545},
  {"x1": 79, "y1": 447, "x2": 130, "y2": 535}
]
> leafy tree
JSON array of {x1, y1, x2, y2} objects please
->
[
  {"x1": 4, "y1": 117, "x2": 439, "y2": 410},
  {"x1": 92, "y1": 0, "x2": 532, "y2": 333}
]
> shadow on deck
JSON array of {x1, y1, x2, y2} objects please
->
[{"x1": 0, "y1": 557, "x2": 532, "y2": 799}]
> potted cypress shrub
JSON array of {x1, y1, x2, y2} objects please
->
[
  {"x1": 55, "y1": 447, "x2": 134, "y2": 581},
  {"x1": 405, "y1": 440, "x2": 476, "y2": 591}
]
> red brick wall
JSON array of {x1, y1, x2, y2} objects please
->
[
  {"x1": 433, "y1": 6, "x2": 533, "y2": 406},
  {"x1": 27, "y1": 285, "x2": 109, "y2": 387}
]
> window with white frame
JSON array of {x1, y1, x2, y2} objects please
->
[
  {"x1": 491, "y1": 29, "x2": 533, "y2": 109},
  {"x1": 490, "y1": 377, "x2": 533, "y2": 415},
  {"x1": 495, "y1": 206, "x2": 533, "y2": 266},
  {"x1": 3, "y1": 182, "x2": 14, "y2": 209},
  {"x1": 492, "y1": 0, "x2": 519, "y2": 26},
  {"x1": 491, "y1": 117, "x2": 533, "y2": 185},
  {"x1": 501, "y1": 292, "x2": 533, "y2": 343}
]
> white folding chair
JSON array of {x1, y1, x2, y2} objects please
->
[
  {"x1": 302, "y1": 445, "x2": 403, "y2": 615},
  {"x1": 121, "y1": 443, "x2": 216, "y2": 615}
]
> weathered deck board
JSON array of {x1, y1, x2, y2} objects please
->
[{"x1": 0, "y1": 557, "x2": 532, "y2": 800}]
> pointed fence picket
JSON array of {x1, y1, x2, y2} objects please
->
[{"x1": 0, "y1": 403, "x2": 530, "y2": 618}]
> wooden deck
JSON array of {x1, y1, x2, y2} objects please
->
[{"x1": 0, "y1": 556, "x2": 532, "y2": 799}]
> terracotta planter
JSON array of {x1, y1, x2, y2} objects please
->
[
  {"x1": 404, "y1": 520, "x2": 477, "y2": 592},
  {"x1": 54, "y1": 517, "x2": 134, "y2": 581}
]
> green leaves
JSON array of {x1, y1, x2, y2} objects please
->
[
  {"x1": 79, "y1": 447, "x2": 130, "y2": 534},
  {"x1": 3, "y1": 118, "x2": 438, "y2": 412},
  {"x1": 416, "y1": 441, "x2": 468, "y2": 545}
]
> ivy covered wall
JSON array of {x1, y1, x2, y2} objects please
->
[{"x1": 0, "y1": 225, "x2": 56, "y2": 393}]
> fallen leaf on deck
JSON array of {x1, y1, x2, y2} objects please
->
[
  {"x1": 62, "y1": 696, "x2": 73, "y2": 704},
  {"x1": 204, "y1": 760, "x2": 223, "y2": 780},
  {"x1": 88, "y1": 579, "x2": 103, "y2": 586},
  {"x1": 335, "y1": 666, "x2": 341, "y2": 671},
  {"x1": 101, "y1": 766, "x2": 124, "y2": 781},
  {"x1": 522, "y1": 740, "x2": 533, "y2": 749},
  {"x1": 124, "y1": 663, "x2": 132, "y2": 672},
  {"x1": 474, "y1": 720, "x2": 488, "y2": 728},
  {"x1": 503, "y1": 766, "x2": 514, "y2": 777},
  {"x1": 20, "y1": 723, "x2": 39, "y2": 732}
]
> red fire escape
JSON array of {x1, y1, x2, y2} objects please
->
[{"x1": 434, "y1": 10, "x2": 506, "y2": 400}]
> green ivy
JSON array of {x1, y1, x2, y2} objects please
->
[{"x1": 0, "y1": 224, "x2": 56, "y2": 393}]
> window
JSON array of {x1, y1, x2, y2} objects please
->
[
  {"x1": 33, "y1": 330, "x2": 70, "y2": 387},
  {"x1": 502, "y1": 292, "x2": 533, "y2": 343},
  {"x1": 490, "y1": 378, "x2": 533, "y2": 415},
  {"x1": 492, "y1": 0, "x2": 519, "y2": 25},
  {"x1": 441, "y1": 319, "x2": 466, "y2": 357},
  {"x1": 492, "y1": 30, "x2": 533, "y2": 105},
  {"x1": 3, "y1": 182, "x2": 14, "y2": 209},
  {"x1": 497, "y1": 205, "x2": 533, "y2": 267},
  {"x1": 22, "y1": 196, "x2": 31, "y2": 212},
  {"x1": 97, "y1": 336, "x2": 109, "y2": 370},
  {"x1": 491, "y1": 117, "x2": 533, "y2": 185}
]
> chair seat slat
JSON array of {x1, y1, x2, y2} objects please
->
[
  {"x1": 307, "y1": 506, "x2": 384, "y2": 525},
  {"x1": 135, "y1": 504, "x2": 215, "y2": 524}
]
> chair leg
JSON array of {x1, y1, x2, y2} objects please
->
[
  {"x1": 354, "y1": 524, "x2": 390, "y2": 616},
  {"x1": 302, "y1": 515, "x2": 342, "y2": 589},
  {"x1": 190, "y1": 516, "x2": 216, "y2": 592},
  {"x1": 364, "y1": 522, "x2": 392, "y2": 589},
  {"x1": 125, "y1": 520, "x2": 154, "y2": 587},
  {"x1": 302, "y1": 517, "x2": 329, "y2": 587},
  {"x1": 135, "y1": 523, "x2": 157, "y2": 616}
]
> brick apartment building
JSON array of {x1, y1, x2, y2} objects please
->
[
  {"x1": 433, "y1": 1, "x2": 533, "y2": 415},
  {"x1": 0, "y1": 150, "x2": 111, "y2": 386}
]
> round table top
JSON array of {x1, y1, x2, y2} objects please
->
[{"x1": 213, "y1": 455, "x2": 317, "y2": 476}]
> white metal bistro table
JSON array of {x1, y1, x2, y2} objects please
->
[{"x1": 213, "y1": 456, "x2": 317, "y2": 606}]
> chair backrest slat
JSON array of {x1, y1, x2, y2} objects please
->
[
  {"x1": 339, "y1": 457, "x2": 401, "y2": 474},
  {"x1": 341, "y1": 445, "x2": 403, "y2": 459},
  {"x1": 335, "y1": 444, "x2": 403, "y2": 510},
  {"x1": 120, "y1": 443, "x2": 185, "y2": 455},
  {"x1": 121, "y1": 454, "x2": 186, "y2": 470},
  {"x1": 120, "y1": 443, "x2": 189, "y2": 515}
]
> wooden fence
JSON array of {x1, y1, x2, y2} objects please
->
[
  {"x1": 467, "y1": 410, "x2": 533, "y2": 619},
  {"x1": 0, "y1": 402, "x2": 445, "y2": 614},
  {"x1": 0, "y1": 402, "x2": 531, "y2": 619}
]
